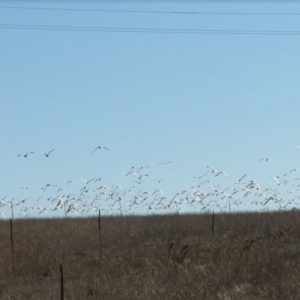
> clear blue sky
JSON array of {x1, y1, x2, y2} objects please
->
[{"x1": 1, "y1": 2, "x2": 300, "y2": 218}]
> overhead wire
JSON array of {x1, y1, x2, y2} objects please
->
[
  {"x1": 0, "y1": 24, "x2": 300, "y2": 35},
  {"x1": 0, "y1": 6, "x2": 300, "y2": 16},
  {"x1": 1, "y1": 6, "x2": 299, "y2": 36}
]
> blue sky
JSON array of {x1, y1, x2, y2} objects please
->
[{"x1": 1, "y1": 2, "x2": 300, "y2": 218}]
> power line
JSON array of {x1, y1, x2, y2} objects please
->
[
  {"x1": 1, "y1": 24, "x2": 300, "y2": 35},
  {"x1": 1, "y1": 6, "x2": 300, "y2": 16}
]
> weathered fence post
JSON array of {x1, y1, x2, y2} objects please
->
[
  {"x1": 212, "y1": 211, "x2": 215, "y2": 239},
  {"x1": 98, "y1": 209, "x2": 102, "y2": 261},
  {"x1": 60, "y1": 263, "x2": 64, "y2": 300},
  {"x1": 10, "y1": 218, "x2": 16, "y2": 279}
]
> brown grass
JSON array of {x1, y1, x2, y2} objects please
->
[{"x1": 1, "y1": 210, "x2": 300, "y2": 299}]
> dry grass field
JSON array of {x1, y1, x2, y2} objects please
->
[{"x1": 1, "y1": 211, "x2": 300, "y2": 299}]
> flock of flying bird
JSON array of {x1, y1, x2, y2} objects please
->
[
  {"x1": 18, "y1": 146, "x2": 109, "y2": 158},
  {"x1": 2, "y1": 145, "x2": 300, "y2": 219}
]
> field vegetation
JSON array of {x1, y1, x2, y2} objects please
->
[{"x1": 1, "y1": 211, "x2": 300, "y2": 299}]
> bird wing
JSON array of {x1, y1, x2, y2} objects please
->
[
  {"x1": 240, "y1": 174, "x2": 247, "y2": 181},
  {"x1": 92, "y1": 147, "x2": 99, "y2": 153},
  {"x1": 87, "y1": 178, "x2": 95, "y2": 184}
]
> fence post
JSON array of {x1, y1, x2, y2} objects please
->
[
  {"x1": 10, "y1": 218, "x2": 16, "y2": 279},
  {"x1": 98, "y1": 209, "x2": 102, "y2": 261},
  {"x1": 211, "y1": 211, "x2": 215, "y2": 239},
  {"x1": 60, "y1": 263, "x2": 64, "y2": 300}
]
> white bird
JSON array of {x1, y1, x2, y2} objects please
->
[
  {"x1": 159, "y1": 161, "x2": 172, "y2": 165},
  {"x1": 133, "y1": 173, "x2": 149, "y2": 180},
  {"x1": 215, "y1": 171, "x2": 228, "y2": 177},
  {"x1": 124, "y1": 171, "x2": 133, "y2": 177},
  {"x1": 92, "y1": 146, "x2": 109, "y2": 153},
  {"x1": 271, "y1": 176, "x2": 280, "y2": 185},
  {"x1": 193, "y1": 171, "x2": 209, "y2": 180},
  {"x1": 135, "y1": 166, "x2": 150, "y2": 172},
  {"x1": 15, "y1": 199, "x2": 28, "y2": 206},
  {"x1": 203, "y1": 162, "x2": 213, "y2": 169},
  {"x1": 41, "y1": 183, "x2": 57, "y2": 192},
  {"x1": 134, "y1": 180, "x2": 145, "y2": 185},
  {"x1": 238, "y1": 174, "x2": 247, "y2": 182},
  {"x1": 260, "y1": 157, "x2": 273, "y2": 162},
  {"x1": 81, "y1": 178, "x2": 95, "y2": 185},
  {"x1": 40, "y1": 149, "x2": 55, "y2": 157},
  {"x1": 18, "y1": 152, "x2": 34, "y2": 158},
  {"x1": 154, "y1": 178, "x2": 163, "y2": 183}
]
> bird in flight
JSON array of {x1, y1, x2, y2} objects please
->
[
  {"x1": 81, "y1": 178, "x2": 95, "y2": 185},
  {"x1": 154, "y1": 178, "x2": 163, "y2": 183},
  {"x1": 238, "y1": 174, "x2": 247, "y2": 183},
  {"x1": 92, "y1": 146, "x2": 109, "y2": 153},
  {"x1": 159, "y1": 161, "x2": 172, "y2": 165},
  {"x1": 270, "y1": 176, "x2": 280, "y2": 185},
  {"x1": 193, "y1": 171, "x2": 209, "y2": 180},
  {"x1": 215, "y1": 171, "x2": 228, "y2": 177},
  {"x1": 18, "y1": 152, "x2": 34, "y2": 158},
  {"x1": 124, "y1": 171, "x2": 133, "y2": 177},
  {"x1": 40, "y1": 149, "x2": 55, "y2": 157},
  {"x1": 260, "y1": 157, "x2": 273, "y2": 162},
  {"x1": 20, "y1": 186, "x2": 31, "y2": 189},
  {"x1": 134, "y1": 180, "x2": 145, "y2": 185}
]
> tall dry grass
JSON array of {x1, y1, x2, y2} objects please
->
[{"x1": 0, "y1": 211, "x2": 300, "y2": 299}]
